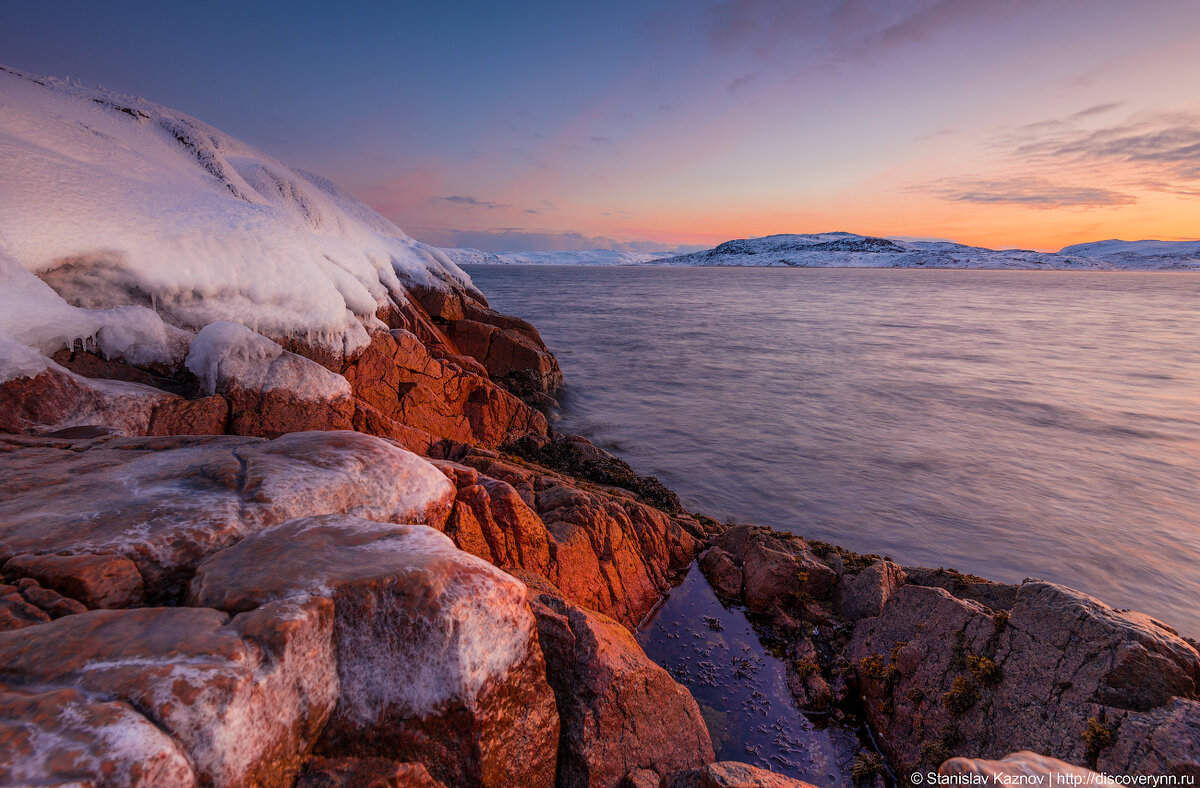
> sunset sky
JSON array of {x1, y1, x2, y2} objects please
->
[{"x1": 3, "y1": 0, "x2": 1198, "y2": 252}]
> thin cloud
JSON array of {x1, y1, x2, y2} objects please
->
[
  {"x1": 934, "y1": 178, "x2": 1135, "y2": 208},
  {"x1": 436, "y1": 195, "x2": 509, "y2": 209},
  {"x1": 1012, "y1": 112, "x2": 1200, "y2": 189}
]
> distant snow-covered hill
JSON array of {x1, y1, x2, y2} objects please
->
[
  {"x1": 444, "y1": 234, "x2": 1200, "y2": 270},
  {"x1": 649, "y1": 232, "x2": 1200, "y2": 270},
  {"x1": 441, "y1": 248, "x2": 668, "y2": 266},
  {"x1": 1059, "y1": 239, "x2": 1200, "y2": 269}
]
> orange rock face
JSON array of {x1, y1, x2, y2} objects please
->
[
  {"x1": 530, "y1": 592, "x2": 714, "y2": 788},
  {"x1": 434, "y1": 450, "x2": 717, "y2": 628}
]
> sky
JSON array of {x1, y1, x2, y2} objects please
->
[{"x1": 1, "y1": 0, "x2": 1198, "y2": 252}]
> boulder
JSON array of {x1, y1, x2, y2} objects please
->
[
  {"x1": 0, "y1": 583, "x2": 51, "y2": 630},
  {"x1": 188, "y1": 515, "x2": 559, "y2": 788},
  {"x1": 846, "y1": 579, "x2": 1200, "y2": 773},
  {"x1": 0, "y1": 684, "x2": 197, "y2": 787},
  {"x1": 714, "y1": 529, "x2": 836, "y2": 612},
  {"x1": 0, "y1": 430, "x2": 454, "y2": 600},
  {"x1": 0, "y1": 599, "x2": 338, "y2": 787},
  {"x1": 834, "y1": 560, "x2": 906, "y2": 622},
  {"x1": 297, "y1": 757, "x2": 448, "y2": 788},
  {"x1": 2, "y1": 552, "x2": 144, "y2": 609},
  {"x1": 699, "y1": 547, "x2": 742, "y2": 600},
  {"x1": 666, "y1": 762, "x2": 819, "y2": 788},
  {"x1": 530, "y1": 592, "x2": 713, "y2": 788}
]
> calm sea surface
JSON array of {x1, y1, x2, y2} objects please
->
[{"x1": 467, "y1": 266, "x2": 1200, "y2": 635}]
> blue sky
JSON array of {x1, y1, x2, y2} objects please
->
[{"x1": 3, "y1": 0, "x2": 1199, "y2": 251}]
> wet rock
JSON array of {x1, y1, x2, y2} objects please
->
[
  {"x1": 0, "y1": 599, "x2": 338, "y2": 787},
  {"x1": 846, "y1": 580, "x2": 1200, "y2": 773},
  {"x1": 0, "y1": 430, "x2": 454, "y2": 599},
  {"x1": 297, "y1": 757, "x2": 448, "y2": 788},
  {"x1": 0, "y1": 684, "x2": 197, "y2": 787},
  {"x1": 17, "y1": 580, "x2": 87, "y2": 618},
  {"x1": 2, "y1": 552, "x2": 144, "y2": 609},
  {"x1": 835, "y1": 560, "x2": 906, "y2": 622},
  {"x1": 699, "y1": 547, "x2": 742, "y2": 600},
  {"x1": 530, "y1": 592, "x2": 713, "y2": 788},
  {"x1": 667, "y1": 761, "x2": 820, "y2": 787},
  {"x1": 0, "y1": 584, "x2": 51, "y2": 630},
  {"x1": 188, "y1": 515, "x2": 558, "y2": 788}
]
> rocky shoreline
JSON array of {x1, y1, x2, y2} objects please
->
[{"x1": 2, "y1": 271, "x2": 1197, "y2": 787}]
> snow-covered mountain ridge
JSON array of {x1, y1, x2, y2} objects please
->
[
  {"x1": 649, "y1": 232, "x2": 1200, "y2": 270},
  {"x1": 440, "y1": 248, "x2": 669, "y2": 266},
  {"x1": 445, "y1": 233, "x2": 1200, "y2": 270}
]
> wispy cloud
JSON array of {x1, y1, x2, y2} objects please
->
[
  {"x1": 435, "y1": 195, "x2": 509, "y2": 209},
  {"x1": 1006, "y1": 111, "x2": 1200, "y2": 194},
  {"x1": 934, "y1": 177, "x2": 1135, "y2": 208}
]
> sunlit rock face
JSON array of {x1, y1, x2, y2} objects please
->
[
  {"x1": 188, "y1": 515, "x2": 559, "y2": 788},
  {"x1": 529, "y1": 591, "x2": 714, "y2": 788}
]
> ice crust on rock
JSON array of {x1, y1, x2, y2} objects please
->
[
  {"x1": 0, "y1": 65, "x2": 473, "y2": 364},
  {"x1": 189, "y1": 516, "x2": 533, "y2": 718},
  {"x1": 184, "y1": 320, "x2": 353, "y2": 400}
]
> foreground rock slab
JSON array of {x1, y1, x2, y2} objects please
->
[
  {"x1": 0, "y1": 684, "x2": 197, "y2": 787},
  {"x1": 0, "y1": 599, "x2": 337, "y2": 787},
  {"x1": 189, "y1": 514, "x2": 559, "y2": 788},
  {"x1": 0, "y1": 430, "x2": 454, "y2": 600}
]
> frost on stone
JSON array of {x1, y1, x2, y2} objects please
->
[
  {"x1": 0, "y1": 65, "x2": 474, "y2": 360},
  {"x1": 188, "y1": 516, "x2": 536, "y2": 720},
  {"x1": 0, "y1": 686, "x2": 197, "y2": 787}
]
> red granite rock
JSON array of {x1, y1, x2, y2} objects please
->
[
  {"x1": 530, "y1": 592, "x2": 713, "y2": 788},
  {"x1": 2, "y1": 552, "x2": 145, "y2": 609},
  {"x1": 0, "y1": 599, "x2": 338, "y2": 787},
  {"x1": 188, "y1": 515, "x2": 559, "y2": 788}
]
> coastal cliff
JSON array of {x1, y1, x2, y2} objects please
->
[{"x1": 1, "y1": 67, "x2": 1197, "y2": 787}]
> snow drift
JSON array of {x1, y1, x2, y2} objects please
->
[{"x1": 0, "y1": 65, "x2": 471, "y2": 377}]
